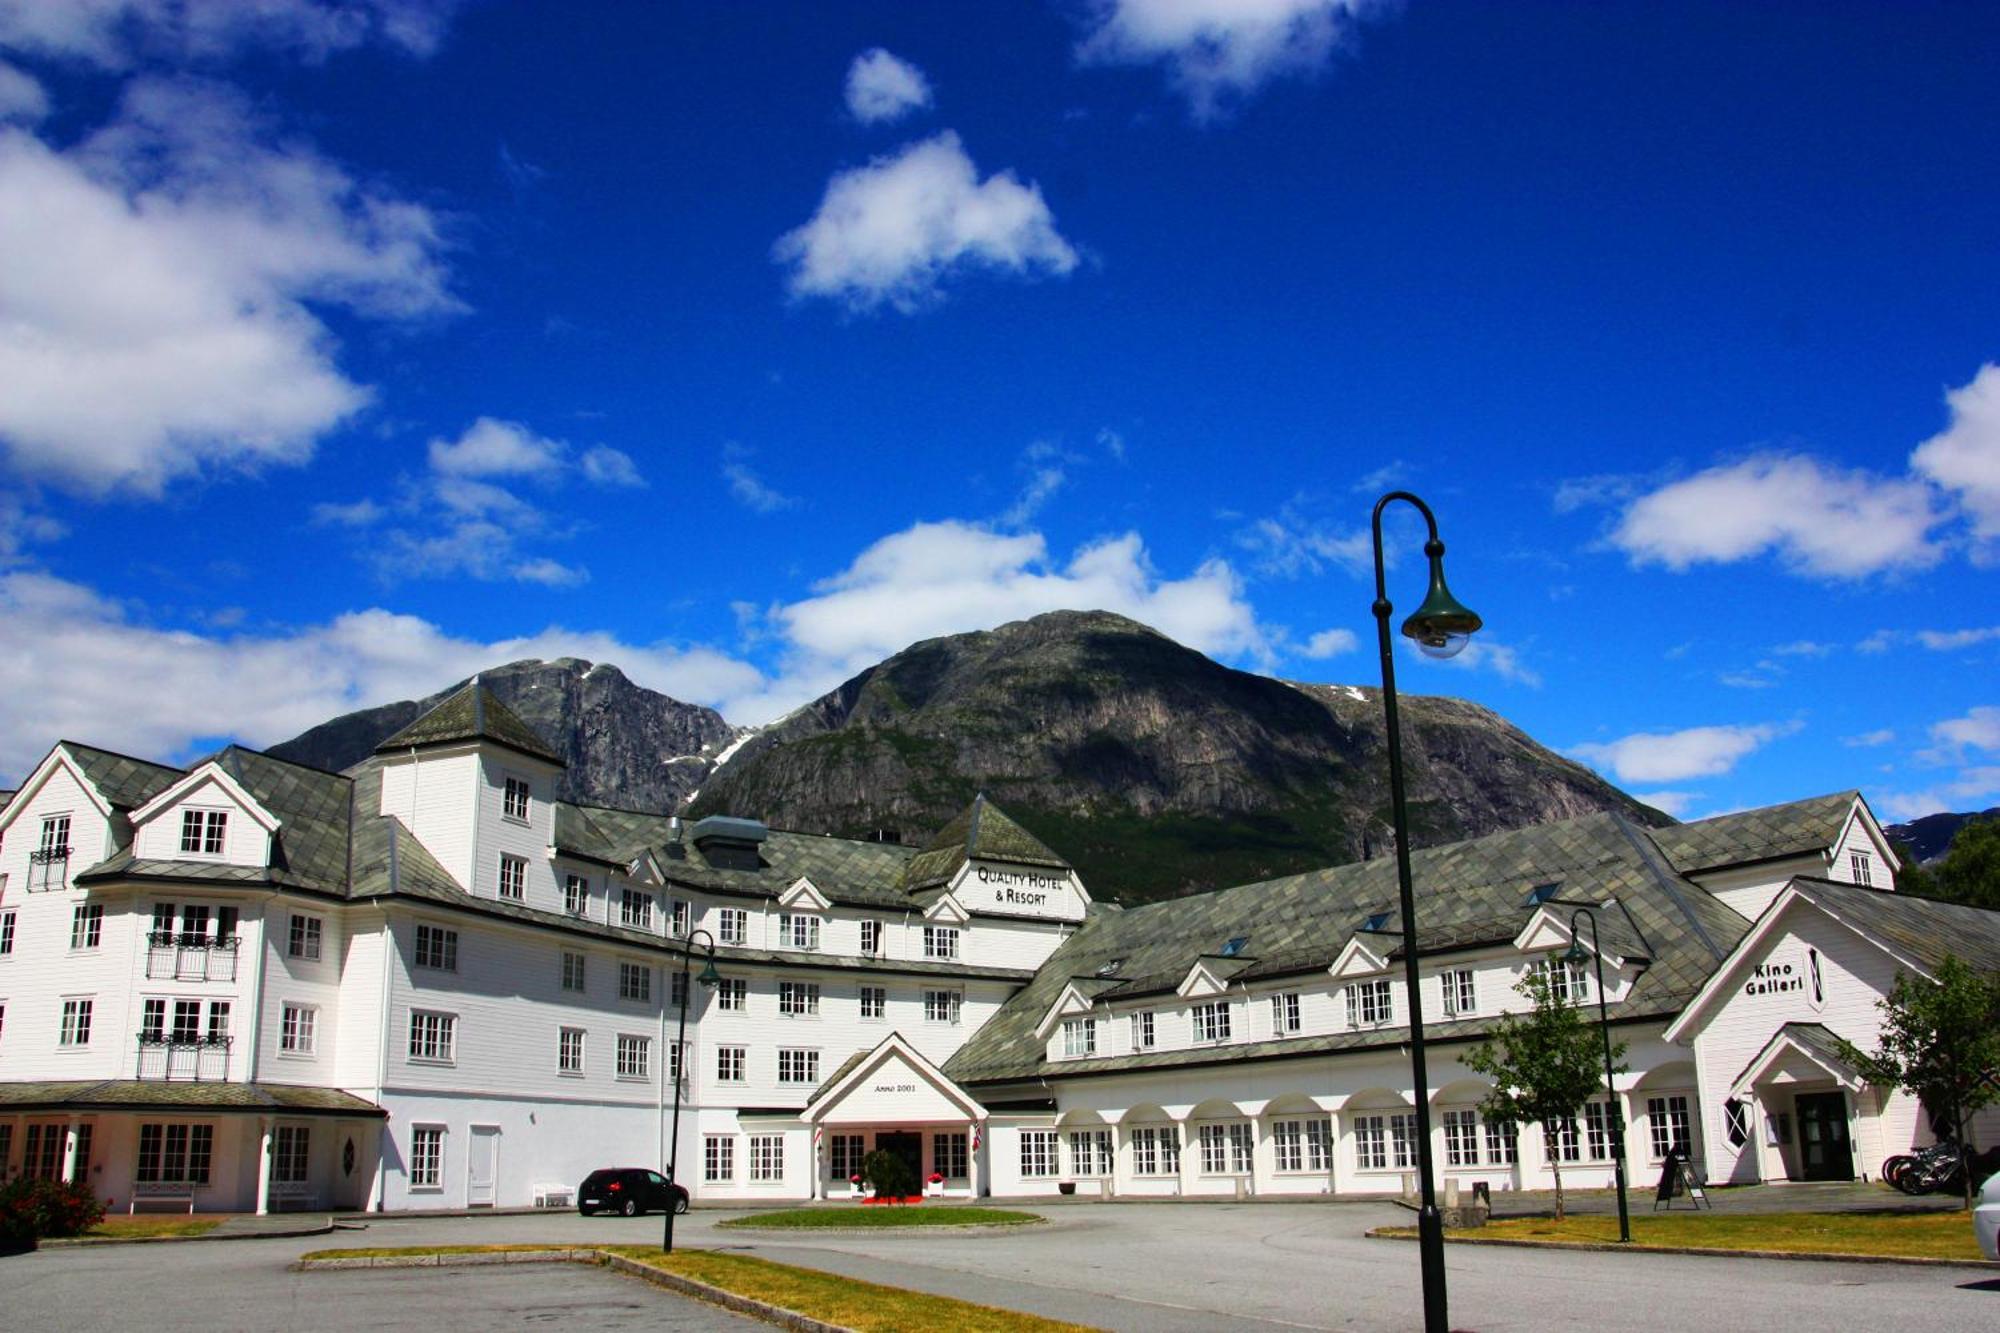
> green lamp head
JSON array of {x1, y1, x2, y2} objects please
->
[
  {"x1": 697, "y1": 954, "x2": 722, "y2": 990},
  {"x1": 1400, "y1": 540, "x2": 1482, "y2": 661},
  {"x1": 1561, "y1": 937, "x2": 1590, "y2": 968}
]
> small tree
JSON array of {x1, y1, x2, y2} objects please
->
[
  {"x1": 860, "y1": 1148, "x2": 915, "y2": 1202},
  {"x1": 1932, "y1": 818, "x2": 2000, "y2": 911},
  {"x1": 1463, "y1": 964, "x2": 1625, "y2": 1221},
  {"x1": 1834, "y1": 954, "x2": 2000, "y2": 1209}
]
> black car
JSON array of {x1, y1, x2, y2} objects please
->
[{"x1": 577, "y1": 1167, "x2": 689, "y2": 1217}]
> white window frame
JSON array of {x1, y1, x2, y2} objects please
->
[
  {"x1": 1271, "y1": 991, "x2": 1301, "y2": 1034},
  {"x1": 620, "y1": 888, "x2": 654, "y2": 930},
  {"x1": 410, "y1": 1125, "x2": 445, "y2": 1189},
  {"x1": 923, "y1": 925, "x2": 960, "y2": 960},
  {"x1": 718, "y1": 907, "x2": 747, "y2": 945},
  {"x1": 563, "y1": 873, "x2": 589, "y2": 917},
  {"x1": 715, "y1": 1044, "x2": 746, "y2": 1082},
  {"x1": 1063, "y1": 1017, "x2": 1097, "y2": 1057},
  {"x1": 618, "y1": 961, "x2": 652, "y2": 1003},
  {"x1": 59, "y1": 997, "x2": 93, "y2": 1047},
  {"x1": 407, "y1": 1009, "x2": 456, "y2": 1064},
  {"x1": 1346, "y1": 978, "x2": 1393, "y2": 1028},
  {"x1": 1484, "y1": 1117, "x2": 1519, "y2": 1165},
  {"x1": 288, "y1": 913, "x2": 322, "y2": 961},
  {"x1": 1019, "y1": 1129, "x2": 1060, "y2": 1178},
  {"x1": 1648, "y1": 1094, "x2": 1693, "y2": 1161},
  {"x1": 1440, "y1": 968, "x2": 1477, "y2": 1018},
  {"x1": 414, "y1": 923, "x2": 458, "y2": 972},
  {"x1": 179, "y1": 808, "x2": 228, "y2": 857},
  {"x1": 280, "y1": 1003, "x2": 317, "y2": 1056},
  {"x1": 1132, "y1": 1010, "x2": 1154, "y2": 1049},
  {"x1": 778, "y1": 980, "x2": 821, "y2": 1017},
  {"x1": 1191, "y1": 1000, "x2": 1232, "y2": 1044},
  {"x1": 1443, "y1": 1109, "x2": 1480, "y2": 1167},
  {"x1": 1849, "y1": 850, "x2": 1874, "y2": 886},
  {"x1": 704, "y1": 1135, "x2": 735, "y2": 1183},
  {"x1": 616, "y1": 1033, "x2": 651, "y2": 1080},
  {"x1": 923, "y1": 988, "x2": 963, "y2": 1025},
  {"x1": 497, "y1": 853, "x2": 527, "y2": 902},
  {"x1": 561, "y1": 950, "x2": 586, "y2": 992},
  {"x1": 1068, "y1": 1128, "x2": 1113, "y2": 1176},
  {"x1": 70, "y1": 903, "x2": 103, "y2": 950},
  {"x1": 502, "y1": 775, "x2": 531, "y2": 823},
  {"x1": 859, "y1": 984, "x2": 886, "y2": 1020},
  {"x1": 779, "y1": 913, "x2": 820, "y2": 951},
  {"x1": 558, "y1": 1026, "x2": 585, "y2": 1076},
  {"x1": 748, "y1": 1135, "x2": 784, "y2": 1183},
  {"x1": 715, "y1": 977, "x2": 748, "y2": 1012},
  {"x1": 0, "y1": 908, "x2": 15, "y2": 956},
  {"x1": 859, "y1": 919, "x2": 880, "y2": 954},
  {"x1": 777, "y1": 1047, "x2": 820, "y2": 1085},
  {"x1": 1131, "y1": 1125, "x2": 1179, "y2": 1176}
]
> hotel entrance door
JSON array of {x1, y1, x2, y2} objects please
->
[
  {"x1": 876, "y1": 1132, "x2": 923, "y2": 1190},
  {"x1": 1795, "y1": 1093, "x2": 1853, "y2": 1181}
]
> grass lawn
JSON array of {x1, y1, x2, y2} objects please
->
[
  {"x1": 85, "y1": 1216, "x2": 222, "y2": 1240},
  {"x1": 717, "y1": 1205, "x2": 1041, "y2": 1230},
  {"x1": 1383, "y1": 1210, "x2": 1984, "y2": 1262},
  {"x1": 605, "y1": 1248, "x2": 1097, "y2": 1332}
]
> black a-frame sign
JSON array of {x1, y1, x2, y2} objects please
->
[{"x1": 1654, "y1": 1150, "x2": 1711, "y2": 1211}]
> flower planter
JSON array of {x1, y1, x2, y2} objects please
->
[{"x1": 1057, "y1": 1181, "x2": 1076, "y2": 1196}]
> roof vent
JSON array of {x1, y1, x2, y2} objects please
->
[
  {"x1": 690, "y1": 815, "x2": 768, "y2": 872},
  {"x1": 1095, "y1": 958, "x2": 1124, "y2": 978},
  {"x1": 1524, "y1": 881, "x2": 1562, "y2": 908},
  {"x1": 1361, "y1": 911, "x2": 1392, "y2": 933},
  {"x1": 1218, "y1": 935, "x2": 1250, "y2": 958}
]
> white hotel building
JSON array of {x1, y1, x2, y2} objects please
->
[{"x1": 0, "y1": 682, "x2": 1995, "y2": 1212}]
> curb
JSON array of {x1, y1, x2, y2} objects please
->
[
  {"x1": 297, "y1": 1249, "x2": 847, "y2": 1332},
  {"x1": 715, "y1": 1219, "x2": 1047, "y2": 1236},
  {"x1": 48, "y1": 1219, "x2": 337, "y2": 1248},
  {"x1": 1365, "y1": 1228, "x2": 2000, "y2": 1270}
]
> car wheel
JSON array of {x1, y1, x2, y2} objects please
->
[
  {"x1": 578, "y1": 1205, "x2": 595, "y2": 1217},
  {"x1": 674, "y1": 1193, "x2": 690, "y2": 1216},
  {"x1": 622, "y1": 1197, "x2": 640, "y2": 1217}
]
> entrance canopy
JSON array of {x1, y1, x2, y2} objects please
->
[
  {"x1": 803, "y1": 1033, "x2": 986, "y2": 1127},
  {"x1": 1728, "y1": 1022, "x2": 1866, "y2": 1099}
]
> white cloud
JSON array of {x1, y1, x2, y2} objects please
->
[
  {"x1": 310, "y1": 498, "x2": 384, "y2": 527},
  {"x1": 1772, "y1": 640, "x2": 1835, "y2": 657},
  {"x1": 0, "y1": 569, "x2": 759, "y2": 781},
  {"x1": 1413, "y1": 636, "x2": 1542, "y2": 688},
  {"x1": 1570, "y1": 721, "x2": 1799, "y2": 784},
  {"x1": 1875, "y1": 768, "x2": 2000, "y2": 823},
  {"x1": 844, "y1": 48, "x2": 932, "y2": 124},
  {"x1": 1073, "y1": 0, "x2": 1379, "y2": 118},
  {"x1": 0, "y1": 0, "x2": 459, "y2": 67},
  {"x1": 774, "y1": 131, "x2": 1078, "y2": 313},
  {"x1": 580, "y1": 445, "x2": 643, "y2": 488},
  {"x1": 1916, "y1": 625, "x2": 2000, "y2": 651},
  {"x1": 1842, "y1": 728, "x2": 1896, "y2": 748},
  {"x1": 1234, "y1": 504, "x2": 1372, "y2": 579},
  {"x1": 428, "y1": 417, "x2": 564, "y2": 479},
  {"x1": 0, "y1": 78, "x2": 457, "y2": 496},
  {"x1": 0, "y1": 59, "x2": 46, "y2": 122},
  {"x1": 732, "y1": 520, "x2": 1266, "y2": 719},
  {"x1": 1929, "y1": 705, "x2": 2000, "y2": 755},
  {"x1": 722, "y1": 459, "x2": 798, "y2": 514},
  {"x1": 1610, "y1": 454, "x2": 1943, "y2": 578},
  {"x1": 1634, "y1": 790, "x2": 1702, "y2": 819},
  {"x1": 1300, "y1": 628, "x2": 1358, "y2": 659},
  {"x1": 1911, "y1": 362, "x2": 2000, "y2": 562}
]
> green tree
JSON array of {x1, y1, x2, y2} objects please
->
[
  {"x1": 1932, "y1": 817, "x2": 2000, "y2": 911},
  {"x1": 1834, "y1": 954, "x2": 2000, "y2": 1209},
  {"x1": 1462, "y1": 964, "x2": 1626, "y2": 1221}
]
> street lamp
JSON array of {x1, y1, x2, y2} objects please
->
[
  {"x1": 664, "y1": 927, "x2": 721, "y2": 1254},
  {"x1": 1563, "y1": 908, "x2": 1632, "y2": 1243},
  {"x1": 1370, "y1": 490, "x2": 1482, "y2": 1333}
]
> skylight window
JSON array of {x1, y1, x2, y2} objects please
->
[
  {"x1": 1095, "y1": 958, "x2": 1124, "y2": 977},
  {"x1": 1524, "y1": 882, "x2": 1562, "y2": 907},
  {"x1": 1361, "y1": 912, "x2": 1392, "y2": 933},
  {"x1": 1218, "y1": 936, "x2": 1249, "y2": 958}
]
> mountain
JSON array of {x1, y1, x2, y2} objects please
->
[
  {"x1": 267, "y1": 658, "x2": 741, "y2": 812},
  {"x1": 1886, "y1": 808, "x2": 2000, "y2": 864},
  {"x1": 686, "y1": 610, "x2": 1666, "y2": 905}
]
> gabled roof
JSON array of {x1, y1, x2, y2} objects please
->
[
  {"x1": 62, "y1": 741, "x2": 183, "y2": 811},
  {"x1": 1785, "y1": 877, "x2": 2000, "y2": 976},
  {"x1": 1730, "y1": 1021, "x2": 1864, "y2": 1096},
  {"x1": 902, "y1": 793, "x2": 1069, "y2": 893},
  {"x1": 374, "y1": 679, "x2": 565, "y2": 766},
  {"x1": 1651, "y1": 791, "x2": 1859, "y2": 875}
]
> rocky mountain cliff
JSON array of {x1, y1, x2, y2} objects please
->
[
  {"x1": 268, "y1": 658, "x2": 740, "y2": 811},
  {"x1": 1886, "y1": 808, "x2": 2000, "y2": 864},
  {"x1": 687, "y1": 610, "x2": 1665, "y2": 904}
]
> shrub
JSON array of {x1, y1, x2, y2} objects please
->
[
  {"x1": 860, "y1": 1149, "x2": 916, "y2": 1200},
  {"x1": 0, "y1": 1178, "x2": 108, "y2": 1248}
]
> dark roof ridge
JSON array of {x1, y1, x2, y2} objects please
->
[
  {"x1": 55, "y1": 738, "x2": 183, "y2": 772},
  {"x1": 1613, "y1": 812, "x2": 1725, "y2": 962},
  {"x1": 1677, "y1": 789, "x2": 1860, "y2": 828}
]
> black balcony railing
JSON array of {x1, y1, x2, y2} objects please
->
[
  {"x1": 30, "y1": 846, "x2": 70, "y2": 863},
  {"x1": 26, "y1": 847, "x2": 70, "y2": 891},
  {"x1": 144, "y1": 933, "x2": 240, "y2": 981},
  {"x1": 135, "y1": 1034, "x2": 234, "y2": 1082}
]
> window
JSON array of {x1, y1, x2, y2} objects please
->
[
  {"x1": 1019, "y1": 1129, "x2": 1060, "y2": 1178},
  {"x1": 498, "y1": 853, "x2": 527, "y2": 902},
  {"x1": 561, "y1": 950, "x2": 586, "y2": 992},
  {"x1": 616, "y1": 1033, "x2": 650, "y2": 1079},
  {"x1": 288, "y1": 914, "x2": 322, "y2": 961},
  {"x1": 558, "y1": 1027, "x2": 585, "y2": 1075},
  {"x1": 503, "y1": 775, "x2": 531, "y2": 822},
  {"x1": 70, "y1": 903, "x2": 102, "y2": 950},
  {"x1": 170, "y1": 998, "x2": 201, "y2": 1043},
  {"x1": 1069, "y1": 1128, "x2": 1113, "y2": 1176},
  {"x1": 0, "y1": 908, "x2": 14, "y2": 955},
  {"x1": 1648, "y1": 1094, "x2": 1692, "y2": 1160},
  {"x1": 923, "y1": 926, "x2": 959, "y2": 959},
  {"x1": 408, "y1": 1010, "x2": 455, "y2": 1062},
  {"x1": 670, "y1": 899, "x2": 691, "y2": 938},
  {"x1": 1132, "y1": 1010, "x2": 1154, "y2": 1049},
  {"x1": 1533, "y1": 956, "x2": 1588, "y2": 1003},
  {"x1": 59, "y1": 998, "x2": 92, "y2": 1046},
  {"x1": 715, "y1": 1045, "x2": 746, "y2": 1082},
  {"x1": 716, "y1": 978, "x2": 748, "y2": 1012},
  {"x1": 410, "y1": 1127, "x2": 443, "y2": 1187},
  {"x1": 749, "y1": 1135, "x2": 784, "y2": 1182},
  {"x1": 779, "y1": 913, "x2": 820, "y2": 951},
  {"x1": 618, "y1": 962, "x2": 651, "y2": 1003},
  {"x1": 1197, "y1": 1122, "x2": 1254, "y2": 1174},
  {"x1": 669, "y1": 1039, "x2": 686, "y2": 1087},
  {"x1": 273, "y1": 1126, "x2": 309, "y2": 1184},
  {"x1": 859, "y1": 985, "x2": 886, "y2": 1019},
  {"x1": 1583, "y1": 1100, "x2": 1615, "y2": 1160},
  {"x1": 414, "y1": 924, "x2": 457, "y2": 971},
  {"x1": 1346, "y1": 978, "x2": 1393, "y2": 1028},
  {"x1": 1272, "y1": 992, "x2": 1301, "y2": 1034},
  {"x1": 1191, "y1": 1000, "x2": 1232, "y2": 1044},
  {"x1": 1849, "y1": 850, "x2": 1874, "y2": 886},
  {"x1": 1273, "y1": 1118, "x2": 1332, "y2": 1172},
  {"x1": 136, "y1": 1124, "x2": 214, "y2": 1184},
  {"x1": 563, "y1": 874, "x2": 589, "y2": 917},
  {"x1": 1440, "y1": 968, "x2": 1477, "y2": 1018},
  {"x1": 1443, "y1": 1110, "x2": 1479, "y2": 1167},
  {"x1": 39, "y1": 814, "x2": 71, "y2": 858},
  {"x1": 141, "y1": 997, "x2": 165, "y2": 1041},
  {"x1": 1389, "y1": 1114, "x2": 1416, "y2": 1168},
  {"x1": 718, "y1": 907, "x2": 747, "y2": 945},
  {"x1": 1355, "y1": 1115, "x2": 1389, "y2": 1170},
  {"x1": 205, "y1": 1000, "x2": 230, "y2": 1043},
  {"x1": 620, "y1": 889, "x2": 653, "y2": 930},
  {"x1": 1132, "y1": 1125, "x2": 1179, "y2": 1176},
  {"x1": 1723, "y1": 1099, "x2": 1750, "y2": 1148},
  {"x1": 860, "y1": 919, "x2": 880, "y2": 954},
  {"x1": 1484, "y1": 1118, "x2": 1518, "y2": 1165},
  {"x1": 181, "y1": 904, "x2": 211, "y2": 944},
  {"x1": 215, "y1": 906, "x2": 239, "y2": 945},
  {"x1": 831, "y1": 1134, "x2": 865, "y2": 1181},
  {"x1": 923, "y1": 989, "x2": 962, "y2": 1025},
  {"x1": 672, "y1": 970, "x2": 688, "y2": 1009},
  {"x1": 777, "y1": 1048, "x2": 820, "y2": 1084},
  {"x1": 779, "y1": 981, "x2": 821, "y2": 1017},
  {"x1": 1544, "y1": 1115, "x2": 1581, "y2": 1164},
  {"x1": 704, "y1": 1136, "x2": 735, "y2": 1182},
  {"x1": 280, "y1": 1004, "x2": 316, "y2": 1055},
  {"x1": 1063, "y1": 1017, "x2": 1098, "y2": 1057},
  {"x1": 933, "y1": 1132, "x2": 969, "y2": 1180},
  {"x1": 179, "y1": 808, "x2": 228, "y2": 855}
]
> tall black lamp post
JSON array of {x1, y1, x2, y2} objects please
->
[
  {"x1": 1370, "y1": 490, "x2": 1483, "y2": 1333},
  {"x1": 664, "y1": 928, "x2": 721, "y2": 1254},
  {"x1": 1564, "y1": 908, "x2": 1632, "y2": 1243}
]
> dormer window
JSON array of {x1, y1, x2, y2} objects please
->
[
  {"x1": 39, "y1": 814, "x2": 71, "y2": 858},
  {"x1": 780, "y1": 913, "x2": 820, "y2": 951},
  {"x1": 1063, "y1": 1017, "x2": 1098, "y2": 1057},
  {"x1": 923, "y1": 926, "x2": 960, "y2": 960},
  {"x1": 1440, "y1": 967, "x2": 1477, "y2": 1018},
  {"x1": 503, "y1": 775, "x2": 531, "y2": 823},
  {"x1": 1849, "y1": 851, "x2": 1873, "y2": 886},
  {"x1": 1346, "y1": 978, "x2": 1393, "y2": 1028},
  {"x1": 179, "y1": 809, "x2": 227, "y2": 856},
  {"x1": 1532, "y1": 956, "x2": 1588, "y2": 1003},
  {"x1": 1191, "y1": 1000, "x2": 1232, "y2": 1044},
  {"x1": 860, "y1": 919, "x2": 880, "y2": 954}
]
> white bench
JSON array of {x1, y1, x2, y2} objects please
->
[
  {"x1": 129, "y1": 1182, "x2": 197, "y2": 1214},
  {"x1": 532, "y1": 1185, "x2": 574, "y2": 1209}
]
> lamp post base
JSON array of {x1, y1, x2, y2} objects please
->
[{"x1": 1417, "y1": 1203, "x2": 1449, "y2": 1332}]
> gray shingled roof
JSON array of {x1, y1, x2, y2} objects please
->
[
  {"x1": 1652, "y1": 791, "x2": 1858, "y2": 875},
  {"x1": 1732, "y1": 1021, "x2": 1860, "y2": 1091},
  {"x1": 374, "y1": 680, "x2": 565, "y2": 766},
  {"x1": 0, "y1": 1079, "x2": 384, "y2": 1116},
  {"x1": 943, "y1": 809, "x2": 1753, "y2": 1086},
  {"x1": 63, "y1": 741, "x2": 183, "y2": 811},
  {"x1": 902, "y1": 793, "x2": 1070, "y2": 893},
  {"x1": 1786, "y1": 876, "x2": 2000, "y2": 976}
]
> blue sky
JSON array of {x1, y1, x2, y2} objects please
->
[{"x1": 1, "y1": 1, "x2": 1997, "y2": 828}]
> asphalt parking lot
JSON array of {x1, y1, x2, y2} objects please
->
[{"x1": 2, "y1": 1201, "x2": 1995, "y2": 1332}]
